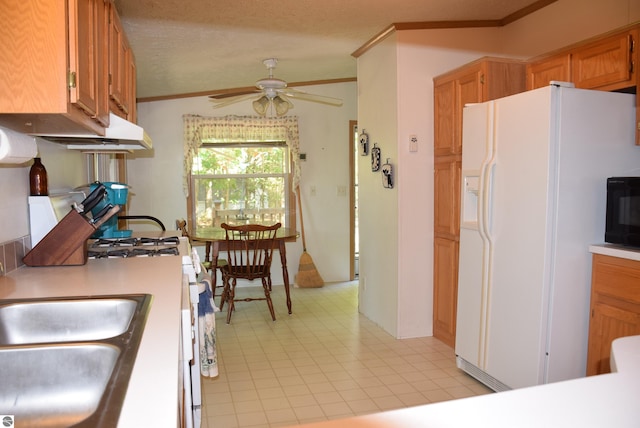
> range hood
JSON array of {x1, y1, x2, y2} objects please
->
[{"x1": 33, "y1": 113, "x2": 152, "y2": 151}]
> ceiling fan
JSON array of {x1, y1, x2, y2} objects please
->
[{"x1": 208, "y1": 58, "x2": 343, "y2": 116}]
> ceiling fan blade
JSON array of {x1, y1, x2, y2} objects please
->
[
  {"x1": 281, "y1": 88, "x2": 343, "y2": 106},
  {"x1": 208, "y1": 87, "x2": 260, "y2": 100},
  {"x1": 209, "y1": 93, "x2": 259, "y2": 108}
]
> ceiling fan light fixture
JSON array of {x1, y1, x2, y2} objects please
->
[
  {"x1": 253, "y1": 95, "x2": 269, "y2": 116},
  {"x1": 273, "y1": 96, "x2": 290, "y2": 116}
]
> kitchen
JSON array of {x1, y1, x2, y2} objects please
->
[{"x1": 1, "y1": 0, "x2": 640, "y2": 426}]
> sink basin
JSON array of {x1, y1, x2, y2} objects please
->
[
  {"x1": 0, "y1": 344, "x2": 120, "y2": 427},
  {"x1": 0, "y1": 294, "x2": 152, "y2": 427},
  {"x1": 0, "y1": 297, "x2": 138, "y2": 344}
]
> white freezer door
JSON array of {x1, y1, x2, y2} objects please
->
[
  {"x1": 456, "y1": 101, "x2": 494, "y2": 368},
  {"x1": 482, "y1": 87, "x2": 556, "y2": 389}
]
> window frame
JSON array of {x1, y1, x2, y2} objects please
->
[{"x1": 187, "y1": 141, "x2": 297, "y2": 233}]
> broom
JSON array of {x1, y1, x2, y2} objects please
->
[{"x1": 295, "y1": 188, "x2": 324, "y2": 288}]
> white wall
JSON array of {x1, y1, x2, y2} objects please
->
[
  {"x1": 129, "y1": 81, "x2": 357, "y2": 285},
  {"x1": 0, "y1": 139, "x2": 84, "y2": 243},
  {"x1": 357, "y1": 0, "x2": 639, "y2": 338},
  {"x1": 356, "y1": 34, "x2": 399, "y2": 336},
  {"x1": 357, "y1": 28, "x2": 504, "y2": 338},
  {"x1": 500, "y1": 0, "x2": 640, "y2": 58}
]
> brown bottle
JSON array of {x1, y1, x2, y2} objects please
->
[{"x1": 29, "y1": 157, "x2": 48, "y2": 196}]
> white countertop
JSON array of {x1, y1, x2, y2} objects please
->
[
  {"x1": 589, "y1": 243, "x2": 640, "y2": 261},
  {"x1": 298, "y1": 336, "x2": 640, "y2": 428},
  {"x1": 0, "y1": 255, "x2": 184, "y2": 427}
]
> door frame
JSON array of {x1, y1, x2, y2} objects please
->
[{"x1": 349, "y1": 120, "x2": 357, "y2": 280}]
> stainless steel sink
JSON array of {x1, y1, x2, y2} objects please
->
[
  {"x1": 0, "y1": 344, "x2": 120, "y2": 427},
  {"x1": 0, "y1": 297, "x2": 137, "y2": 344},
  {"x1": 0, "y1": 294, "x2": 152, "y2": 427}
]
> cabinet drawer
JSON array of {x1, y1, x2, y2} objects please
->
[{"x1": 592, "y1": 254, "x2": 640, "y2": 304}]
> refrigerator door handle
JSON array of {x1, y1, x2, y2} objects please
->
[
  {"x1": 478, "y1": 104, "x2": 496, "y2": 245},
  {"x1": 476, "y1": 102, "x2": 496, "y2": 368}
]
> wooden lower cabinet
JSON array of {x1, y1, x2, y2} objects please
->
[
  {"x1": 586, "y1": 254, "x2": 640, "y2": 375},
  {"x1": 433, "y1": 237, "x2": 459, "y2": 347}
]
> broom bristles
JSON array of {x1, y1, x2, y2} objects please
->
[{"x1": 296, "y1": 251, "x2": 324, "y2": 288}]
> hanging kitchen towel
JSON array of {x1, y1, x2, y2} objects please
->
[{"x1": 198, "y1": 276, "x2": 219, "y2": 378}]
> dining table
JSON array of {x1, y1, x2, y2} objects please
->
[{"x1": 191, "y1": 225, "x2": 299, "y2": 315}]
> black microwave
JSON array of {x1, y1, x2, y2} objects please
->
[{"x1": 605, "y1": 177, "x2": 640, "y2": 247}]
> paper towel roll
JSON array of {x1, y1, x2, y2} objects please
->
[{"x1": 0, "y1": 126, "x2": 38, "y2": 164}]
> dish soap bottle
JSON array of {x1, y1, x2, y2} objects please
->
[{"x1": 29, "y1": 157, "x2": 48, "y2": 196}]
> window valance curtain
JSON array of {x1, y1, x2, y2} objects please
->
[{"x1": 182, "y1": 114, "x2": 300, "y2": 197}]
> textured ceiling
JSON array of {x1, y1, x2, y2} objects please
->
[{"x1": 114, "y1": 0, "x2": 547, "y2": 100}]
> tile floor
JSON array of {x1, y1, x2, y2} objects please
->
[{"x1": 200, "y1": 281, "x2": 492, "y2": 428}]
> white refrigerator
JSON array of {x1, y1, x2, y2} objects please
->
[{"x1": 455, "y1": 82, "x2": 640, "y2": 391}]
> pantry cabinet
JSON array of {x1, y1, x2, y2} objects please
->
[
  {"x1": 0, "y1": 0, "x2": 136, "y2": 136},
  {"x1": 587, "y1": 253, "x2": 640, "y2": 376},
  {"x1": 432, "y1": 58, "x2": 525, "y2": 347}
]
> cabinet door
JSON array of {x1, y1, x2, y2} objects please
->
[
  {"x1": 586, "y1": 301, "x2": 640, "y2": 375},
  {"x1": 109, "y1": 5, "x2": 129, "y2": 117},
  {"x1": 95, "y1": 0, "x2": 110, "y2": 127},
  {"x1": 456, "y1": 70, "x2": 483, "y2": 152},
  {"x1": 434, "y1": 158, "x2": 461, "y2": 238},
  {"x1": 433, "y1": 237, "x2": 459, "y2": 348},
  {"x1": 127, "y1": 49, "x2": 137, "y2": 123},
  {"x1": 526, "y1": 54, "x2": 571, "y2": 90},
  {"x1": 572, "y1": 31, "x2": 634, "y2": 90},
  {"x1": 434, "y1": 80, "x2": 456, "y2": 156},
  {"x1": 68, "y1": 0, "x2": 101, "y2": 120}
]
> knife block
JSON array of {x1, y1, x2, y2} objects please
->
[{"x1": 24, "y1": 210, "x2": 97, "y2": 267}]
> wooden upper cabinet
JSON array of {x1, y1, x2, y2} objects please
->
[
  {"x1": 526, "y1": 53, "x2": 571, "y2": 90},
  {"x1": 128, "y1": 51, "x2": 138, "y2": 123},
  {"x1": 434, "y1": 59, "x2": 525, "y2": 157},
  {"x1": 525, "y1": 24, "x2": 639, "y2": 145},
  {"x1": 0, "y1": 0, "x2": 109, "y2": 134},
  {"x1": 109, "y1": 4, "x2": 136, "y2": 121},
  {"x1": 69, "y1": 0, "x2": 110, "y2": 127},
  {"x1": 527, "y1": 28, "x2": 636, "y2": 91},
  {"x1": 434, "y1": 80, "x2": 456, "y2": 156},
  {"x1": 572, "y1": 30, "x2": 635, "y2": 90}
]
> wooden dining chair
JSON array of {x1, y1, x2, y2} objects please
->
[
  {"x1": 219, "y1": 222, "x2": 281, "y2": 324},
  {"x1": 176, "y1": 219, "x2": 228, "y2": 306}
]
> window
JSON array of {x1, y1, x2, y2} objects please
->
[{"x1": 189, "y1": 141, "x2": 294, "y2": 229}]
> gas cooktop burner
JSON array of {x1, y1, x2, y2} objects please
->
[
  {"x1": 88, "y1": 249, "x2": 130, "y2": 259},
  {"x1": 128, "y1": 247, "x2": 180, "y2": 257},
  {"x1": 88, "y1": 235, "x2": 182, "y2": 259},
  {"x1": 92, "y1": 238, "x2": 139, "y2": 247},
  {"x1": 138, "y1": 236, "x2": 180, "y2": 246}
]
